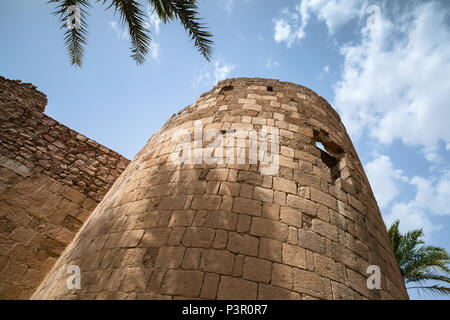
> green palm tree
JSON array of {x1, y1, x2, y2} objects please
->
[
  {"x1": 388, "y1": 220, "x2": 450, "y2": 296},
  {"x1": 49, "y1": 0, "x2": 213, "y2": 67}
]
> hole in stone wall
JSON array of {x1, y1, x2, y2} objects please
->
[
  {"x1": 313, "y1": 130, "x2": 344, "y2": 182},
  {"x1": 267, "y1": 86, "x2": 274, "y2": 92},
  {"x1": 221, "y1": 86, "x2": 234, "y2": 93},
  {"x1": 316, "y1": 142, "x2": 327, "y2": 153}
]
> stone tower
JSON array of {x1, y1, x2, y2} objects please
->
[{"x1": 32, "y1": 78, "x2": 409, "y2": 300}]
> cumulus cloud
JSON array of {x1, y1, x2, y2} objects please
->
[
  {"x1": 366, "y1": 155, "x2": 407, "y2": 209},
  {"x1": 334, "y1": 1, "x2": 450, "y2": 160},
  {"x1": 273, "y1": 9, "x2": 304, "y2": 47},
  {"x1": 298, "y1": 0, "x2": 363, "y2": 33},
  {"x1": 383, "y1": 203, "x2": 441, "y2": 240},
  {"x1": 367, "y1": 155, "x2": 450, "y2": 239},
  {"x1": 273, "y1": 0, "x2": 363, "y2": 47},
  {"x1": 410, "y1": 172, "x2": 450, "y2": 216}
]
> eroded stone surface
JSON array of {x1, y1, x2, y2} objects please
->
[
  {"x1": 28, "y1": 77, "x2": 408, "y2": 300},
  {"x1": 0, "y1": 77, "x2": 129, "y2": 299}
]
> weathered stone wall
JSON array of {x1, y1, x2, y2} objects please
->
[
  {"x1": 32, "y1": 78, "x2": 408, "y2": 300},
  {"x1": 0, "y1": 77, "x2": 47, "y2": 113},
  {"x1": 0, "y1": 77, "x2": 130, "y2": 299}
]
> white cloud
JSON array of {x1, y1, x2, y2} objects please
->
[
  {"x1": 237, "y1": 31, "x2": 246, "y2": 43},
  {"x1": 273, "y1": 0, "x2": 362, "y2": 47},
  {"x1": 274, "y1": 18, "x2": 292, "y2": 46},
  {"x1": 366, "y1": 154, "x2": 450, "y2": 215},
  {"x1": 366, "y1": 155, "x2": 407, "y2": 209},
  {"x1": 222, "y1": 0, "x2": 252, "y2": 13},
  {"x1": 410, "y1": 172, "x2": 450, "y2": 216},
  {"x1": 146, "y1": 5, "x2": 161, "y2": 35},
  {"x1": 151, "y1": 42, "x2": 160, "y2": 62},
  {"x1": 258, "y1": 34, "x2": 264, "y2": 42},
  {"x1": 273, "y1": 16, "x2": 305, "y2": 48},
  {"x1": 214, "y1": 60, "x2": 236, "y2": 84},
  {"x1": 383, "y1": 203, "x2": 441, "y2": 241},
  {"x1": 334, "y1": 1, "x2": 450, "y2": 160},
  {"x1": 375, "y1": 163, "x2": 450, "y2": 239},
  {"x1": 317, "y1": 65, "x2": 331, "y2": 80},
  {"x1": 222, "y1": 0, "x2": 234, "y2": 13},
  {"x1": 192, "y1": 59, "x2": 236, "y2": 87},
  {"x1": 109, "y1": 21, "x2": 128, "y2": 40},
  {"x1": 266, "y1": 58, "x2": 280, "y2": 68},
  {"x1": 191, "y1": 72, "x2": 210, "y2": 88},
  {"x1": 298, "y1": 0, "x2": 363, "y2": 34}
]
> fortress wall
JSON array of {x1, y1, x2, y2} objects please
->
[
  {"x1": 32, "y1": 78, "x2": 408, "y2": 300},
  {"x1": 0, "y1": 77, "x2": 130, "y2": 299}
]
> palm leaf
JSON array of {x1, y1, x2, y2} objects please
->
[
  {"x1": 165, "y1": 0, "x2": 213, "y2": 61},
  {"x1": 407, "y1": 285, "x2": 450, "y2": 296},
  {"x1": 51, "y1": 0, "x2": 213, "y2": 66},
  {"x1": 387, "y1": 220, "x2": 450, "y2": 296},
  {"x1": 103, "y1": 0, "x2": 151, "y2": 64},
  {"x1": 148, "y1": 0, "x2": 175, "y2": 22},
  {"x1": 49, "y1": 0, "x2": 90, "y2": 67}
]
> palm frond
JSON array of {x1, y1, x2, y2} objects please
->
[
  {"x1": 403, "y1": 246, "x2": 450, "y2": 280},
  {"x1": 51, "y1": 0, "x2": 213, "y2": 66},
  {"x1": 103, "y1": 0, "x2": 151, "y2": 65},
  {"x1": 387, "y1": 220, "x2": 450, "y2": 296},
  {"x1": 407, "y1": 285, "x2": 450, "y2": 296},
  {"x1": 49, "y1": 0, "x2": 90, "y2": 67},
  {"x1": 167, "y1": 0, "x2": 213, "y2": 61},
  {"x1": 388, "y1": 220, "x2": 402, "y2": 266},
  {"x1": 148, "y1": 0, "x2": 175, "y2": 22}
]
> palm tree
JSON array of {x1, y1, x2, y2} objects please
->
[
  {"x1": 387, "y1": 220, "x2": 450, "y2": 296},
  {"x1": 49, "y1": 0, "x2": 213, "y2": 67}
]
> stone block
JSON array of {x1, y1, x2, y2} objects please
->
[
  {"x1": 200, "y1": 249, "x2": 234, "y2": 275},
  {"x1": 232, "y1": 197, "x2": 262, "y2": 216},
  {"x1": 160, "y1": 270, "x2": 204, "y2": 297},
  {"x1": 280, "y1": 207, "x2": 302, "y2": 228},
  {"x1": 282, "y1": 244, "x2": 306, "y2": 269},
  {"x1": 250, "y1": 217, "x2": 288, "y2": 241},
  {"x1": 182, "y1": 227, "x2": 215, "y2": 248},
  {"x1": 243, "y1": 257, "x2": 272, "y2": 283},
  {"x1": 155, "y1": 246, "x2": 186, "y2": 269},
  {"x1": 217, "y1": 276, "x2": 257, "y2": 300},
  {"x1": 273, "y1": 177, "x2": 297, "y2": 194},
  {"x1": 259, "y1": 284, "x2": 300, "y2": 300},
  {"x1": 259, "y1": 238, "x2": 281, "y2": 262},
  {"x1": 227, "y1": 232, "x2": 259, "y2": 256}
]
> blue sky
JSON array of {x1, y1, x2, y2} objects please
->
[{"x1": 1, "y1": 0, "x2": 449, "y2": 300}]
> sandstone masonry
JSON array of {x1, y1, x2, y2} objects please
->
[
  {"x1": 31, "y1": 78, "x2": 409, "y2": 300},
  {"x1": 0, "y1": 76, "x2": 129, "y2": 299}
]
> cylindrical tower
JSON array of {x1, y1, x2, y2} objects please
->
[{"x1": 32, "y1": 78, "x2": 408, "y2": 300}]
